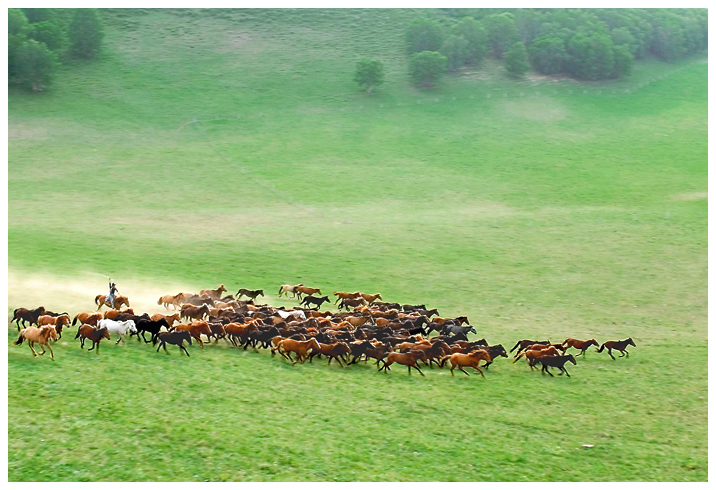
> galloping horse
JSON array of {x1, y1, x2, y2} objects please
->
[
  {"x1": 295, "y1": 285, "x2": 321, "y2": 301},
  {"x1": 104, "y1": 308, "x2": 134, "y2": 320},
  {"x1": 199, "y1": 284, "x2": 227, "y2": 300},
  {"x1": 535, "y1": 354, "x2": 577, "y2": 377},
  {"x1": 278, "y1": 284, "x2": 303, "y2": 298},
  {"x1": 95, "y1": 294, "x2": 130, "y2": 311},
  {"x1": 75, "y1": 325, "x2": 111, "y2": 353},
  {"x1": 510, "y1": 339, "x2": 551, "y2": 356},
  {"x1": 36, "y1": 314, "x2": 71, "y2": 339},
  {"x1": 598, "y1": 338, "x2": 636, "y2": 360},
  {"x1": 333, "y1": 291, "x2": 362, "y2": 303},
  {"x1": 135, "y1": 318, "x2": 171, "y2": 344},
  {"x1": 172, "y1": 321, "x2": 213, "y2": 348},
  {"x1": 180, "y1": 303, "x2": 211, "y2": 322},
  {"x1": 378, "y1": 349, "x2": 428, "y2": 376},
  {"x1": 72, "y1": 311, "x2": 103, "y2": 327},
  {"x1": 445, "y1": 350, "x2": 491, "y2": 377},
  {"x1": 98, "y1": 319, "x2": 137, "y2": 344},
  {"x1": 562, "y1": 338, "x2": 599, "y2": 356},
  {"x1": 156, "y1": 330, "x2": 193, "y2": 356},
  {"x1": 158, "y1": 293, "x2": 185, "y2": 310},
  {"x1": 299, "y1": 295, "x2": 331, "y2": 310},
  {"x1": 11, "y1": 306, "x2": 46, "y2": 329},
  {"x1": 236, "y1": 288, "x2": 264, "y2": 301},
  {"x1": 14, "y1": 326, "x2": 58, "y2": 360},
  {"x1": 276, "y1": 338, "x2": 320, "y2": 364},
  {"x1": 150, "y1": 312, "x2": 180, "y2": 328},
  {"x1": 513, "y1": 347, "x2": 560, "y2": 370},
  {"x1": 359, "y1": 292, "x2": 383, "y2": 305}
]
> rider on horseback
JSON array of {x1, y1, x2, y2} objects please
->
[{"x1": 106, "y1": 279, "x2": 119, "y2": 308}]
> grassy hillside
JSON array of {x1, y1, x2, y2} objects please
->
[{"x1": 8, "y1": 9, "x2": 707, "y2": 481}]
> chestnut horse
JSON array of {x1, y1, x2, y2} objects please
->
[
  {"x1": 75, "y1": 324, "x2": 111, "y2": 353},
  {"x1": 199, "y1": 284, "x2": 227, "y2": 300},
  {"x1": 295, "y1": 285, "x2": 321, "y2": 300},
  {"x1": 104, "y1": 308, "x2": 135, "y2": 320},
  {"x1": 11, "y1": 306, "x2": 46, "y2": 329},
  {"x1": 173, "y1": 321, "x2": 213, "y2": 348},
  {"x1": 445, "y1": 350, "x2": 491, "y2": 377},
  {"x1": 598, "y1": 338, "x2": 636, "y2": 360},
  {"x1": 276, "y1": 338, "x2": 320, "y2": 364},
  {"x1": 333, "y1": 291, "x2": 362, "y2": 303},
  {"x1": 278, "y1": 284, "x2": 303, "y2": 298},
  {"x1": 72, "y1": 311, "x2": 103, "y2": 327},
  {"x1": 158, "y1": 293, "x2": 185, "y2": 310},
  {"x1": 562, "y1": 338, "x2": 599, "y2": 356},
  {"x1": 510, "y1": 339, "x2": 551, "y2": 355},
  {"x1": 151, "y1": 312, "x2": 180, "y2": 328},
  {"x1": 359, "y1": 292, "x2": 383, "y2": 304},
  {"x1": 513, "y1": 347, "x2": 560, "y2": 370},
  {"x1": 95, "y1": 294, "x2": 130, "y2": 311},
  {"x1": 378, "y1": 349, "x2": 427, "y2": 376},
  {"x1": 14, "y1": 326, "x2": 58, "y2": 360},
  {"x1": 36, "y1": 314, "x2": 71, "y2": 339}
]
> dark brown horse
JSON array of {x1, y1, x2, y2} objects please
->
[
  {"x1": 180, "y1": 303, "x2": 211, "y2": 322},
  {"x1": 236, "y1": 288, "x2": 264, "y2": 301},
  {"x1": 510, "y1": 339, "x2": 551, "y2": 355},
  {"x1": 11, "y1": 306, "x2": 46, "y2": 330},
  {"x1": 535, "y1": 354, "x2": 577, "y2": 377},
  {"x1": 156, "y1": 330, "x2": 193, "y2": 356},
  {"x1": 598, "y1": 338, "x2": 636, "y2": 360},
  {"x1": 75, "y1": 324, "x2": 111, "y2": 353}
]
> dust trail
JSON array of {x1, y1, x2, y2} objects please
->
[{"x1": 6, "y1": 270, "x2": 201, "y2": 317}]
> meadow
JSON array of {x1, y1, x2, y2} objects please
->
[{"x1": 7, "y1": 9, "x2": 707, "y2": 481}]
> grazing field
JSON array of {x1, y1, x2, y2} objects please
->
[{"x1": 7, "y1": 9, "x2": 707, "y2": 481}]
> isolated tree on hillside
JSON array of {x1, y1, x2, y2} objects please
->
[
  {"x1": 354, "y1": 58, "x2": 384, "y2": 94},
  {"x1": 69, "y1": 8, "x2": 104, "y2": 59},
  {"x1": 409, "y1": 51, "x2": 447, "y2": 88},
  {"x1": 14, "y1": 39, "x2": 58, "y2": 91},
  {"x1": 452, "y1": 16, "x2": 488, "y2": 65},
  {"x1": 440, "y1": 35, "x2": 469, "y2": 72},
  {"x1": 504, "y1": 42, "x2": 529, "y2": 78}
]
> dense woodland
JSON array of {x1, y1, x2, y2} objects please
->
[{"x1": 8, "y1": 8, "x2": 707, "y2": 92}]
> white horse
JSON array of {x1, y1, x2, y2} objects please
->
[
  {"x1": 278, "y1": 284, "x2": 303, "y2": 298},
  {"x1": 98, "y1": 319, "x2": 137, "y2": 344}
]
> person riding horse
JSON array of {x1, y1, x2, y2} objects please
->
[{"x1": 106, "y1": 279, "x2": 119, "y2": 308}]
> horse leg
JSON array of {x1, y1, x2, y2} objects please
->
[
  {"x1": 621, "y1": 349, "x2": 628, "y2": 357},
  {"x1": 46, "y1": 342, "x2": 54, "y2": 360},
  {"x1": 459, "y1": 366, "x2": 470, "y2": 376},
  {"x1": 37, "y1": 342, "x2": 46, "y2": 356},
  {"x1": 561, "y1": 366, "x2": 570, "y2": 377},
  {"x1": 542, "y1": 365, "x2": 553, "y2": 376},
  {"x1": 413, "y1": 363, "x2": 425, "y2": 377},
  {"x1": 181, "y1": 344, "x2": 190, "y2": 356},
  {"x1": 475, "y1": 366, "x2": 485, "y2": 378},
  {"x1": 88, "y1": 340, "x2": 95, "y2": 351},
  {"x1": 607, "y1": 348, "x2": 616, "y2": 360},
  {"x1": 28, "y1": 341, "x2": 38, "y2": 357}
]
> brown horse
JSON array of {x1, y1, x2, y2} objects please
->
[
  {"x1": 151, "y1": 312, "x2": 181, "y2": 328},
  {"x1": 11, "y1": 306, "x2": 46, "y2": 329},
  {"x1": 236, "y1": 288, "x2": 264, "y2": 301},
  {"x1": 14, "y1": 326, "x2": 58, "y2": 359},
  {"x1": 104, "y1": 308, "x2": 134, "y2": 320},
  {"x1": 445, "y1": 350, "x2": 491, "y2": 377},
  {"x1": 173, "y1": 321, "x2": 213, "y2": 348},
  {"x1": 378, "y1": 349, "x2": 427, "y2": 376},
  {"x1": 158, "y1": 293, "x2": 185, "y2": 310},
  {"x1": 36, "y1": 314, "x2": 71, "y2": 339},
  {"x1": 359, "y1": 292, "x2": 383, "y2": 304},
  {"x1": 333, "y1": 291, "x2": 362, "y2": 303},
  {"x1": 95, "y1": 294, "x2": 130, "y2": 311},
  {"x1": 535, "y1": 354, "x2": 577, "y2": 377},
  {"x1": 156, "y1": 330, "x2": 193, "y2": 356},
  {"x1": 513, "y1": 347, "x2": 560, "y2": 370},
  {"x1": 276, "y1": 338, "x2": 320, "y2": 364},
  {"x1": 295, "y1": 285, "x2": 321, "y2": 300},
  {"x1": 75, "y1": 324, "x2": 111, "y2": 353},
  {"x1": 562, "y1": 338, "x2": 599, "y2": 356},
  {"x1": 72, "y1": 311, "x2": 103, "y2": 326},
  {"x1": 598, "y1": 338, "x2": 636, "y2": 360},
  {"x1": 510, "y1": 339, "x2": 551, "y2": 355},
  {"x1": 199, "y1": 284, "x2": 227, "y2": 300},
  {"x1": 308, "y1": 341, "x2": 352, "y2": 366},
  {"x1": 180, "y1": 303, "x2": 211, "y2": 322}
]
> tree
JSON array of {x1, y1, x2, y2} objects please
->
[
  {"x1": 611, "y1": 43, "x2": 634, "y2": 78},
  {"x1": 452, "y1": 16, "x2": 488, "y2": 65},
  {"x1": 406, "y1": 17, "x2": 445, "y2": 54},
  {"x1": 566, "y1": 30, "x2": 615, "y2": 80},
  {"x1": 8, "y1": 8, "x2": 30, "y2": 36},
  {"x1": 354, "y1": 58, "x2": 384, "y2": 94},
  {"x1": 409, "y1": 51, "x2": 447, "y2": 88},
  {"x1": 29, "y1": 21, "x2": 66, "y2": 53},
  {"x1": 484, "y1": 12, "x2": 520, "y2": 59},
  {"x1": 68, "y1": 8, "x2": 104, "y2": 59},
  {"x1": 504, "y1": 41, "x2": 529, "y2": 78},
  {"x1": 14, "y1": 39, "x2": 58, "y2": 91},
  {"x1": 440, "y1": 35, "x2": 469, "y2": 72},
  {"x1": 529, "y1": 35, "x2": 568, "y2": 75}
]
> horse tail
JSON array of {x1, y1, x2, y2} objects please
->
[
  {"x1": 14, "y1": 331, "x2": 25, "y2": 345},
  {"x1": 509, "y1": 341, "x2": 521, "y2": 353},
  {"x1": 94, "y1": 295, "x2": 101, "y2": 306},
  {"x1": 512, "y1": 352, "x2": 524, "y2": 364},
  {"x1": 278, "y1": 286, "x2": 283, "y2": 296},
  {"x1": 597, "y1": 343, "x2": 605, "y2": 352},
  {"x1": 72, "y1": 314, "x2": 80, "y2": 326}
]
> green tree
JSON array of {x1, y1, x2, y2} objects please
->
[
  {"x1": 440, "y1": 35, "x2": 469, "y2": 72},
  {"x1": 68, "y1": 8, "x2": 104, "y2": 59},
  {"x1": 452, "y1": 16, "x2": 488, "y2": 65},
  {"x1": 566, "y1": 30, "x2": 615, "y2": 80},
  {"x1": 406, "y1": 17, "x2": 445, "y2": 54},
  {"x1": 484, "y1": 12, "x2": 519, "y2": 59},
  {"x1": 29, "y1": 21, "x2": 66, "y2": 53},
  {"x1": 504, "y1": 41, "x2": 529, "y2": 78},
  {"x1": 529, "y1": 35, "x2": 568, "y2": 75},
  {"x1": 611, "y1": 43, "x2": 634, "y2": 78},
  {"x1": 354, "y1": 58, "x2": 384, "y2": 94},
  {"x1": 409, "y1": 51, "x2": 447, "y2": 88},
  {"x1": 14, "y1": 39, "x2": 58, "y2": 91},
  {"x1": 8, "y1": 9, "x2": 31, "y2": 80}
]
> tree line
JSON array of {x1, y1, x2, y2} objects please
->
[
  {"x1": 355, "y1": 8, "x2": 707, "y2": 92},
  {"x1": 8, "y1": 8, "x2": 104, "y2": 92}
]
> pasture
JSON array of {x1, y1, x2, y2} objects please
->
[{"x1": 7, "y1": 9, "x2": 707, "y2": 481}]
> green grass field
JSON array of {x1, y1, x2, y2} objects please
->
[{"x1": 7, "y1": 9, "x2": 707, "y2": 481}]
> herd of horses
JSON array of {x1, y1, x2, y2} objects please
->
[{"x1": 10, "y1": 283, "x2": 637, "y2": 378}]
